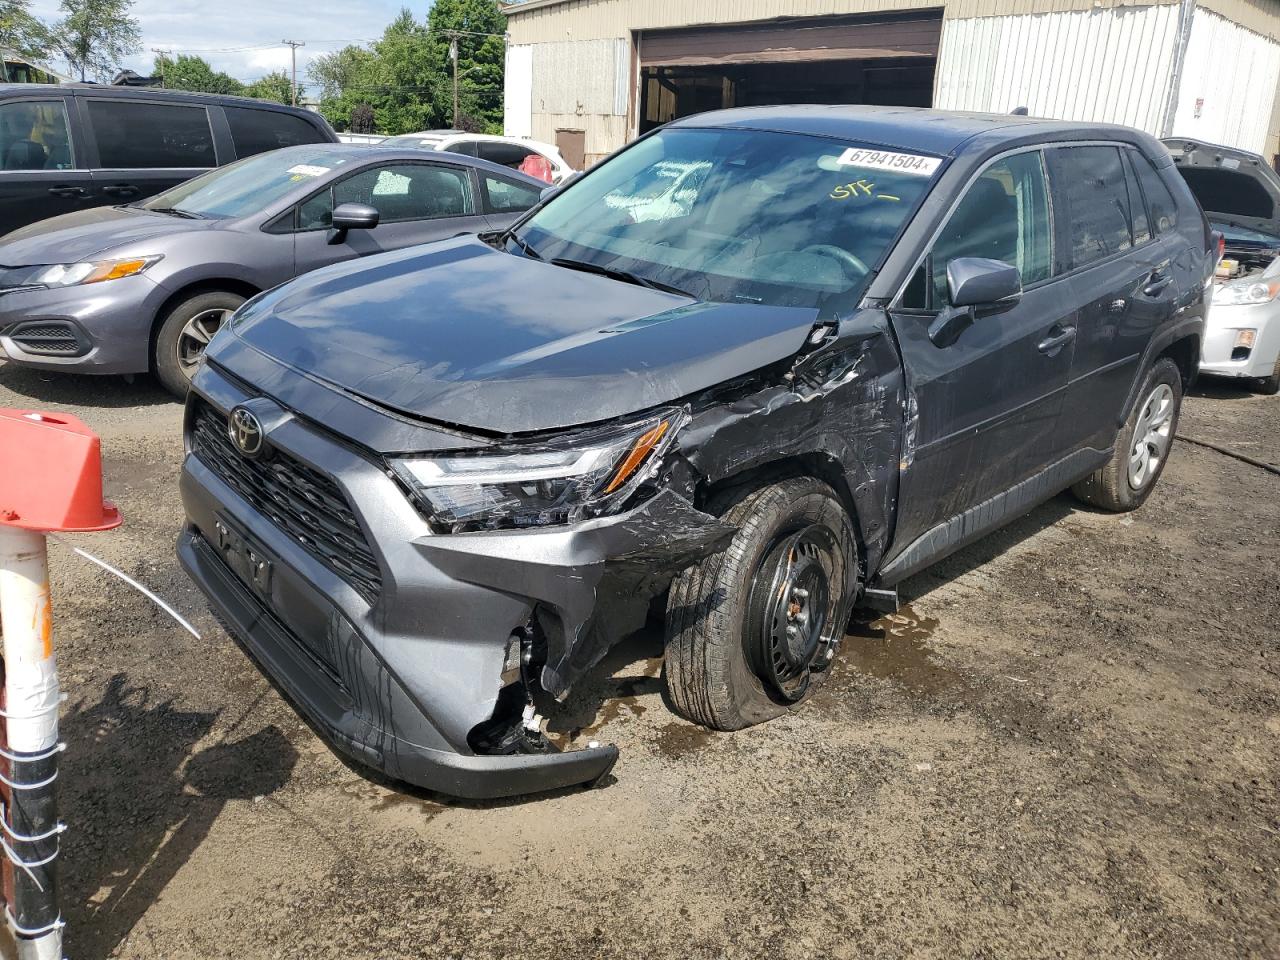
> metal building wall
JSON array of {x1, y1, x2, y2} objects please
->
[
  {"x1": 934, "y1": 5, "x2": 1182, "y2": 133},
  {"x1": 1169, "y1": 6, "x2": 1280, "y2": 152}
]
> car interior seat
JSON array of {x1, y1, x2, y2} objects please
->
[{"x1": 5, "y1": 139, "x2": 48, "y2": 171}]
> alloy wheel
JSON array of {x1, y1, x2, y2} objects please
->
[{"x1": 177, "y1": 308, "x2": 231, "y2": 378}]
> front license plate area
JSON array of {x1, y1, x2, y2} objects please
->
[{"x1": 213, "y1": 514, "x2": 274, "y2": 599}]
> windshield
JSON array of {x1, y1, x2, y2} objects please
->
[
  {"x1": 516, "y1": 127, "x2": 940, "y2": 309},
  {"x1": 138, "y1": 148, "x2": 354, "y2": 220}
]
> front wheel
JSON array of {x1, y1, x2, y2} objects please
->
[
  {"x1": 154, "y1": 291, "x2": 245, "y2": 397},
  {"x1": 663, "y1": 478, "x2": 860, "y2": 731},
  {"x1": 1072, "y1": 357, "x2": 1183, "y2": 512}
]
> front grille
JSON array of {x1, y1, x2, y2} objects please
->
[
  {"x1": 8, "y1": 321, "x2": 84, "y2": 356},
  {"x1": 190, "y1": 401, "x2": 383, "y2": 603}
]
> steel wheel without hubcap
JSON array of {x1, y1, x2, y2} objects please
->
[
  {"x1": 747, "y1": 524, "x2": 842, "y2": 703},
  {"x1": 177, "y1": 308, "x2": 230, "y2": 377},
  {"x1": 1128, "y1": 382, "x2": 1175, "y2": 490}
]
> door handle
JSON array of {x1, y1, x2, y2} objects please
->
[
  {"x1": 47, "y1": 186, "x2": 88, "y2": 199},
  {"x1": 101, "y1": 184, "x2": 139, "y2": 197},
  {"x1": 1143, "y1": 269, "x2": 1172, "y2": 297},
  {"x1": 1038, "y1": 325, "x2": 1076, "y2": 356}
]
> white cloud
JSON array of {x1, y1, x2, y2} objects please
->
[{"x1": 28, "y1": 0, "x2": 413, "y2": 83}]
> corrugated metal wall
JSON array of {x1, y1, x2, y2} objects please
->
[
  {"x1": 934, "y1": 5, "x2": 1181, "y2": 133},
  {"x1": 504, "y1": 44, "x2": 534, "y2": 138},
  {"x1": 1170, "y1": 6, "x2": 1280, "y2": 152}
]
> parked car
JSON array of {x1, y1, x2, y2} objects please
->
[
  {"x1": 0, "y1": 143, "x2": 545, "y2": 394},
  {"x1": 0, "y1": 84, "x2": 338, "y2": 236},
  {"x1": 1164, "y1": 137, "x2": 1280, "y2": 393},
  {"x1": 379, "y1": 130, "x2": 574, "y2": 183},
  {"x1": 179, "y1": 106, "x2": 1211, "y2": 800}
]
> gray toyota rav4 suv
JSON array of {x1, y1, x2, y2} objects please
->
[{"x1": 178, "y1": 106, "x2": 1211, "y2": 799}]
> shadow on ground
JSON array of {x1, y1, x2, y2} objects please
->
[
  {"x1": 0, "y1": 362, "x2": 172, "y2": 409},
  {"x1": 60, "y1": 674, "x2": 297, "y2": 958}
]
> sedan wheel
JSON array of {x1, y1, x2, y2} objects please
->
[
  {"x1": 178, "y1": 308, "x2": 231, "y2": 376},
  {"x1": 154, "y1": 291, "x2": 247, "y2": 398}
]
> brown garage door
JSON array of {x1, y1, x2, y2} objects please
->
[{"x1": 639, "y1": 10, "x2": 943, "y2": 67}]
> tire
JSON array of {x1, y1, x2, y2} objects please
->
[
  {"x1": 154, "y1": 291, "x2": 245, "y2": 398},
  {"x1": 1256, "y1": 354, "x2": 1280, "y2": 396},
  {"x1": 662, "y1": 477, "x2": 860, "y2": 731},
  {"x1": 1072, "y1": 358, "x2": 1183, "y2": 512}
]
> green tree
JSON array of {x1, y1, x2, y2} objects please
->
[
  {"x1": 308, "y1": 2, "x2": 506, "y2": 136},
  {"x1": 53, "y1": 0, "x2": 140, "y2": 82},
  {"x1": 153, "y1": 53, "x2": 244, "y2": 95},
  {"x1": 1, "y1": 0, "x2": 53, "y2": 73},
  {"x1": 244, "y1": 70, "x2": 296, "y2": 105}
]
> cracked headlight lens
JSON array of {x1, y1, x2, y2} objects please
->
[{"x1": 393, "y1": 408, "x2": 686, "y2": 531}]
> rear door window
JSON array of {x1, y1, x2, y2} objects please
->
[
  {"x1": 0, "y1": 100, "x2": 74, "y2": 170},
  {"x1": 299, "y1": 163, "x2": 475, "y2": 229},
  {"x1": 87, "y1": 99, "x2": 215, "y2": 168},
  {"x1": 480, "y1": 171, "x2": 542, "y2": 214},
  {"x1": 912, "y1": 150, "x2": 1053, "y2": 308},
  {"x1": 476, "y1": 140, "x2": 538, "y2": 169},
  {"x1": 225, "y1": 106, "x2": 325, "y2": 159},
  {"x1": 1121, "y1": 150, "x2": 1151, "y2": 245},
  {"x1": 1055, "y1": 146, "x2": 1134, "y2": 267},
  {"x1": 1133, "y1": 154, "x2": 1181, "y2": 234}
]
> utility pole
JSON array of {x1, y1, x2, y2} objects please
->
[
  {"x1": 448, "y1": 33, "x2": 459, "y2": 129},
  {"x1": 150, "y1": 47, "x2": 172, "y2": 87},
  {"x1": 282, "y1": 39, "x2": 305, "y2": 106}
]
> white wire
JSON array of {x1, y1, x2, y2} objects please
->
[{"x1": 47, "y1": 536, "x2": 202, "y2": 641}]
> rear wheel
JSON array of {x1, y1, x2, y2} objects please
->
[
  {"x1": 154, "y1": 291, "x2": 245, "y2": 397},
  {"x1": 1072, "y1": 358, "x2": 1183, "y2": 512},
  {"x1": 663, "y1": 478, "x2": 859, "y2": 731}
]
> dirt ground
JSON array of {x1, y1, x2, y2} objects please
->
[{"x1": 0, "y1": 360, "x2": 1275, "y2": 960}]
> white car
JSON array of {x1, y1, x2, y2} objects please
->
[
  {"x1": 379, "y1": 131, "x2": 575, "y2": 184},
  {"x1": 1166, "y1": 138, "x2": 1280, "y2": 394}
]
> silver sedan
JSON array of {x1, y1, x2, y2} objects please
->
[{"x1": 0, "y1": 143, "x2": 544, "y2": 395}]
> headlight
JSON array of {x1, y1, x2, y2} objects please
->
[
  {"x1": 14, "y1": 256, "x2": 162, "y2": 290},
  {"x1": 1214, "y1": 277, "x2": 1280, "y2": 305},
  {"x1": 392, "y1": 408, "x2": 687, "y2": 532}
]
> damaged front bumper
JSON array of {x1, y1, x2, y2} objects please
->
[{"x1": 177, "y1": 373, "x2": 734, "y2": 800}]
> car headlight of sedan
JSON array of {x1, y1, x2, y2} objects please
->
[
  {"x1": 4, "y1": 256, "x2": 163, "y2": 290},
  {"x1": 392, "y1": 408, "x2": 687, "y2": 532},
  {"x1": 1213, "y1": 277, "x2": 1280, "y2": 305}
]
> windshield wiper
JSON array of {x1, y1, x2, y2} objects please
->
[
  {"x1": 550, "y1": 257, "x2": 695, "y2": 298},
  {"x1": 506, "y1": 231, "x2": 544, "y2": 261},
  {"x1": 145, "y1": 206, "x2": 203, "y2": 220}
]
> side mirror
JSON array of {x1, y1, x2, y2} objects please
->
[
  {"x1": 328, "y1": 202, "x2": 380, "y2": 244},
  {"x1": 928, "y1": 257, "x2": 1022, "y2": 347}
]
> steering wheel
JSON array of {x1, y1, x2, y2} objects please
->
[{"x1": 802, "y1": 244, "x2": 870, "y2": 280}]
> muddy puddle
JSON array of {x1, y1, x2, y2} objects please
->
[{"x1": 835, "y1": 604, "x2": 960, "y2": 696}]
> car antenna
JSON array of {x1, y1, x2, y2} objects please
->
[{"x1": 1010, "y1": 106, "x2": 1030, "y2": 116}]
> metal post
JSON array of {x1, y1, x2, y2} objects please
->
[
  {"x1": 450, "y1": 35, "x2": 459, "y2": 129},
  {"x1": 283, "y1": 39, "x2": 305, "y2": 106},
  {"x1": 0, "y1": 526, "x2": 63, "y2": 960}
]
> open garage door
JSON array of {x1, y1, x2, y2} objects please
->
[{"x1": 638, "y1": 11, "x2": 943, "y2": 134}]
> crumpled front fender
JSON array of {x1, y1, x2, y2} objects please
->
[{"x1": 414, "y1": 489, "x2": 736, "y2": 697}]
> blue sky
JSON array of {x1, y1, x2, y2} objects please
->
[{"x1": 29, "y1": 0, "x2": 413, "y2": 83}]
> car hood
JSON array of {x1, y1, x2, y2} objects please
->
[
  {"x1": 222, "y1": 236, "x2": 820, "y2": 435},
  {"x1": 0, "y1": 205, "x2": 219, "y2": 265},
  {"x1": 1163, "y1": 137, "x2": 1280, "y2": 238}
]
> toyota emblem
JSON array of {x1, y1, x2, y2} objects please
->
[{"x1": 228, "y1": 407, "x2": 265, "y2": 458}]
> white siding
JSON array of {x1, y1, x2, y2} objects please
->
[
  {"x1": 934, "y1": 5, "x2": 1181, "y2": 134},
  {"x1": 1170, "y1": 7, "x2": 1280, "y2": 152},
  {"x1": 504, "y1": 44, "x2": 534, "y2": 138}
]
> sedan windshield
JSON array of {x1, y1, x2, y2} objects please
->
[
  {"x1": 138, "y1": 148, "x2": 355, "y2": 220},
  {"x1": 516, "y1": 127, "x2": 941, "y2": 308}
]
